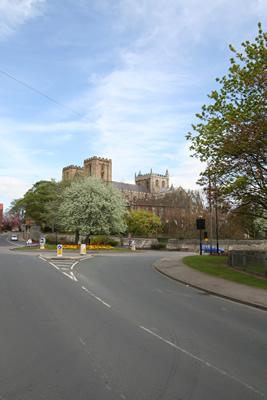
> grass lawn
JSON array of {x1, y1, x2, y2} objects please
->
[{"x1": 183, "y1": 255, "x2": 267, "y2": 290}]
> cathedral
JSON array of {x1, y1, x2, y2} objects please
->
[
  {"x1": 62, "y1": 156, "x2": 172, "y2": 206},
  {"x1": 62, "y1": 156, "x2": 202, "y2": 237}
]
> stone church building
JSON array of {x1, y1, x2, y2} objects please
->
[
  {"x1": 62, "y1": 156, "x2": 171, "y2": 206},
  {"x1": 62, "y1": 156, "x2": 203, "y2": 236}
]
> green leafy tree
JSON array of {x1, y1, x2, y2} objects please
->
[
  {"x1": 126, "y1": 210, "x2": 162, "y2": 237},
  {"x1": 187, "y1": 23, "x2": 267, "y2": 218},
  {"x1": 58, "y1": 177, "x2": 126, "y2": 237},
  {"x1": 12, "y1": 180, "x2": 59, "y2": 229},
  {"x1": 43, "y1": 180, "x2": 70, "y2": 232}
]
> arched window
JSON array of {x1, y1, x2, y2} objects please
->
[
  {"x1": 156, "y1": 179, "x2": 159, "y2": 187},
  {"x1": 162, "y1": 180, "x2": 165, "y2": 188}
]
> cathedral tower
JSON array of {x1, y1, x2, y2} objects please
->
[
  {"x1": 83, "y1": 156, "x2": 112, "y2": 182},
  {"x1": 62, "y1": 165, "x2": 84, "y2": 181},
  {"x1": 135, "y1": 169, "x2": 169, "y2": 193}
]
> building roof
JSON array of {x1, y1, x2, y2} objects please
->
[{"x1": 112, "y1": 181, "x2": 149, "y2": 193}]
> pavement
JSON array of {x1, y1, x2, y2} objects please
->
[{"x1": 154, "y1": 255, "x2": 267, "y2": 311}]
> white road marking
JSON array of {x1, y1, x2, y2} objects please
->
[
  {"x1": 139, "y1": 326, "x2": 264, "y2": 397},
  {"x1": 62, "y1": 271, "x2": 78, "y2": 282},
  {"x1": 48, "y1": 261, "x2": 60, "y2": 270},
  {"x1": 71, "y1": 261, "x2": 79, "y2": 270},
  {"x1": 82, "y1": 286, "x2": 111, "y2": 308},
  {"x1": 39, "y1": 256, "x2": 79, "y2": 282},
  {"x1": 70, "y1": 271, "x2": 78, "y2": 282},
  {"x1": 79, "y1": 337, "x2": 86, "y2": 346}
]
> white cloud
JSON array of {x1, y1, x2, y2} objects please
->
[
  {"x1": 73, "y1": 0, "x2": 266, "y2": 186},
  {"x1": 0, "y1": 176, "x2": 30, "y2": 206},
  {"x1": 0, "y1": 0, "x2": 45, "y2": 39},
  {"x1": 1, "y1": 0, "x2": 265, "y2": 206}
]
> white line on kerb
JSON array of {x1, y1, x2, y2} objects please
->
[
  {"x1": 82, "y1": 286, "x2": 111, "y2": 308},
  {"x1": 139, "y1": 326, "x2": 264, "y2": 398}
]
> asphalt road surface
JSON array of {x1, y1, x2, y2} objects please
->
[{"x1": 0, "y1": 237, "x2": 266, "y2": 399}]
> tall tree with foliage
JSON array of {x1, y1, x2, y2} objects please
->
[
  {"x1": 58, "y1": 177, "x2": 126, "y2": 237},
  {"x1": 12, "y1": 180, "x2": 60, "y2": 228},
  {"x1": 126, "y1": 210, "x2": 162, "y2": 237},
  {"x1": 187, "y1": 23, "x2": 267, "y2": 218}
]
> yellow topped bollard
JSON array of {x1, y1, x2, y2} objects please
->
[{"x1": 57, "y1": 244, "x2": 63, "y2": 257}]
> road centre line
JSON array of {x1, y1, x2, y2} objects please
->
[
  {"x1": 139, "y1": 326, "x2": 264, "y2": 397},
  {"x1": 82, "y1": 286, "x2": 111, "y2": 308}
]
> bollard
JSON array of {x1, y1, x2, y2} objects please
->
[
  {"x1": 80, "y1": 243, "x2": 87, "y2": 255},
  {"x1": 57, "y1": 244, "x2": 63, "y2": 257}
]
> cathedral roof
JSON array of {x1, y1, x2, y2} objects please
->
[{"x1": 112, "y1": 181, "x2": 149, "y2": 193}]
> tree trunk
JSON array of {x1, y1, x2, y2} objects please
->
[{"x1": 75, "y1": 229, "x2": 79, "y2": 244}]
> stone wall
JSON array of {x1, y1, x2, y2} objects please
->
[{"x1": 166, "y1": 239, "x2": 267, "y2": 252}]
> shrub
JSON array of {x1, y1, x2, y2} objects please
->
[
  {"x1": 90, "y1": 235, "x2": 119, "y2": 246},
  {"x1": 151, "y1": 243, "x2": 166, "y2": 250}
]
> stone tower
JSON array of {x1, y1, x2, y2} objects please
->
[
  {"x1": 62, "y1": 165, "x2": 84, "y2": 181},
  {"x1": 135, "y1": 169, "x2": 169, "y2": 193},
  {"x1": 83, "y1": 156, "x2": 112, "y2": 182}
]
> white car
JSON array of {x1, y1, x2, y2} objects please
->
[{"x1": 10, "y1": 234, "x2": 18, "y2": 241}]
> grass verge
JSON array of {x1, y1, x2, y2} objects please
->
[{"x1": 183, "y1": 255, "x2": 267, "y2": 290}]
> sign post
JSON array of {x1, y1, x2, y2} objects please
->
[
  {"x1": 57, "y1": 244, "x2": 63, "y2": 257},
  {"x1": 196, "y1": 218, "x2": 205, "y2": 256},
  {"x1": 40, "y1": 236, "x2": 46, "y2": 250}
]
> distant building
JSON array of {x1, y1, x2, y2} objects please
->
[
  {"x1": 62, "y1": 156, "x2": 171, "y2": 207},
  {"x1": 62, "y1": 156, "x2": 202, "y2": 236}
]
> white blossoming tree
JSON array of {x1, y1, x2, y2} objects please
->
[{"x1": 58, "y1": 177, "x2": 127, "y2": 239}]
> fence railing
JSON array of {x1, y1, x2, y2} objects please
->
[{"x1": 228, "y1": 250, "x2": 267, "y2": 278}]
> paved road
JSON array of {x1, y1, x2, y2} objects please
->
[{"x1": 0, "y1": 238, "x2": 266, "y2": 399}]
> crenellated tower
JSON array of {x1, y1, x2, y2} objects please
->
[
  {"x1": 135, "y1": 169, "x2": 169, "y2": 193},
  {"x1": 62, "y1": 165, "x2": 84, "y2": 181},
  {"x1": 83, "y1": 156, "x2": 112, "y2": 182}
]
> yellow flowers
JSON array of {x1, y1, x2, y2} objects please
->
[{"x1": 63, "y1": 244, "x2": 113, "y2": 250}]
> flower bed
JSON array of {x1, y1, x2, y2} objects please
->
[{"x1": 63, "y1": 244, "x2": 113, "y2": 250}]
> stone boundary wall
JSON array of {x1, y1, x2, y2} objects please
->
[{"x1": 167, "y1": 239, "x2": 267, "y2": 252}]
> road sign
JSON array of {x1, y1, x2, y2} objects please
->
[
  {"x1": 196, "y1": 218, "x2": 205, "y2": 230},
  {"x1": 80, "y1": 243, "x2": 87, "y2": 255},
  {"x1": 57, "y1": 244, "x2": 63, "y2": 257}
]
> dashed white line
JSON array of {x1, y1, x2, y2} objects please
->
[
  {"x1": 82, "y1": 286, "x2": 111, "y2": 308},
  {"x1": 139, "y1": 325, "x2": 264, "y2": 397}
]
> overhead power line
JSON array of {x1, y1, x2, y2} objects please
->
[{"x1": 0, "y1": 68, "x2": 84, "y2": 118}]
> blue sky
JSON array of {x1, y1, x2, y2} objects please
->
[{"x1": 0, "y1": 0, "x2": 266, "y2": 209}]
